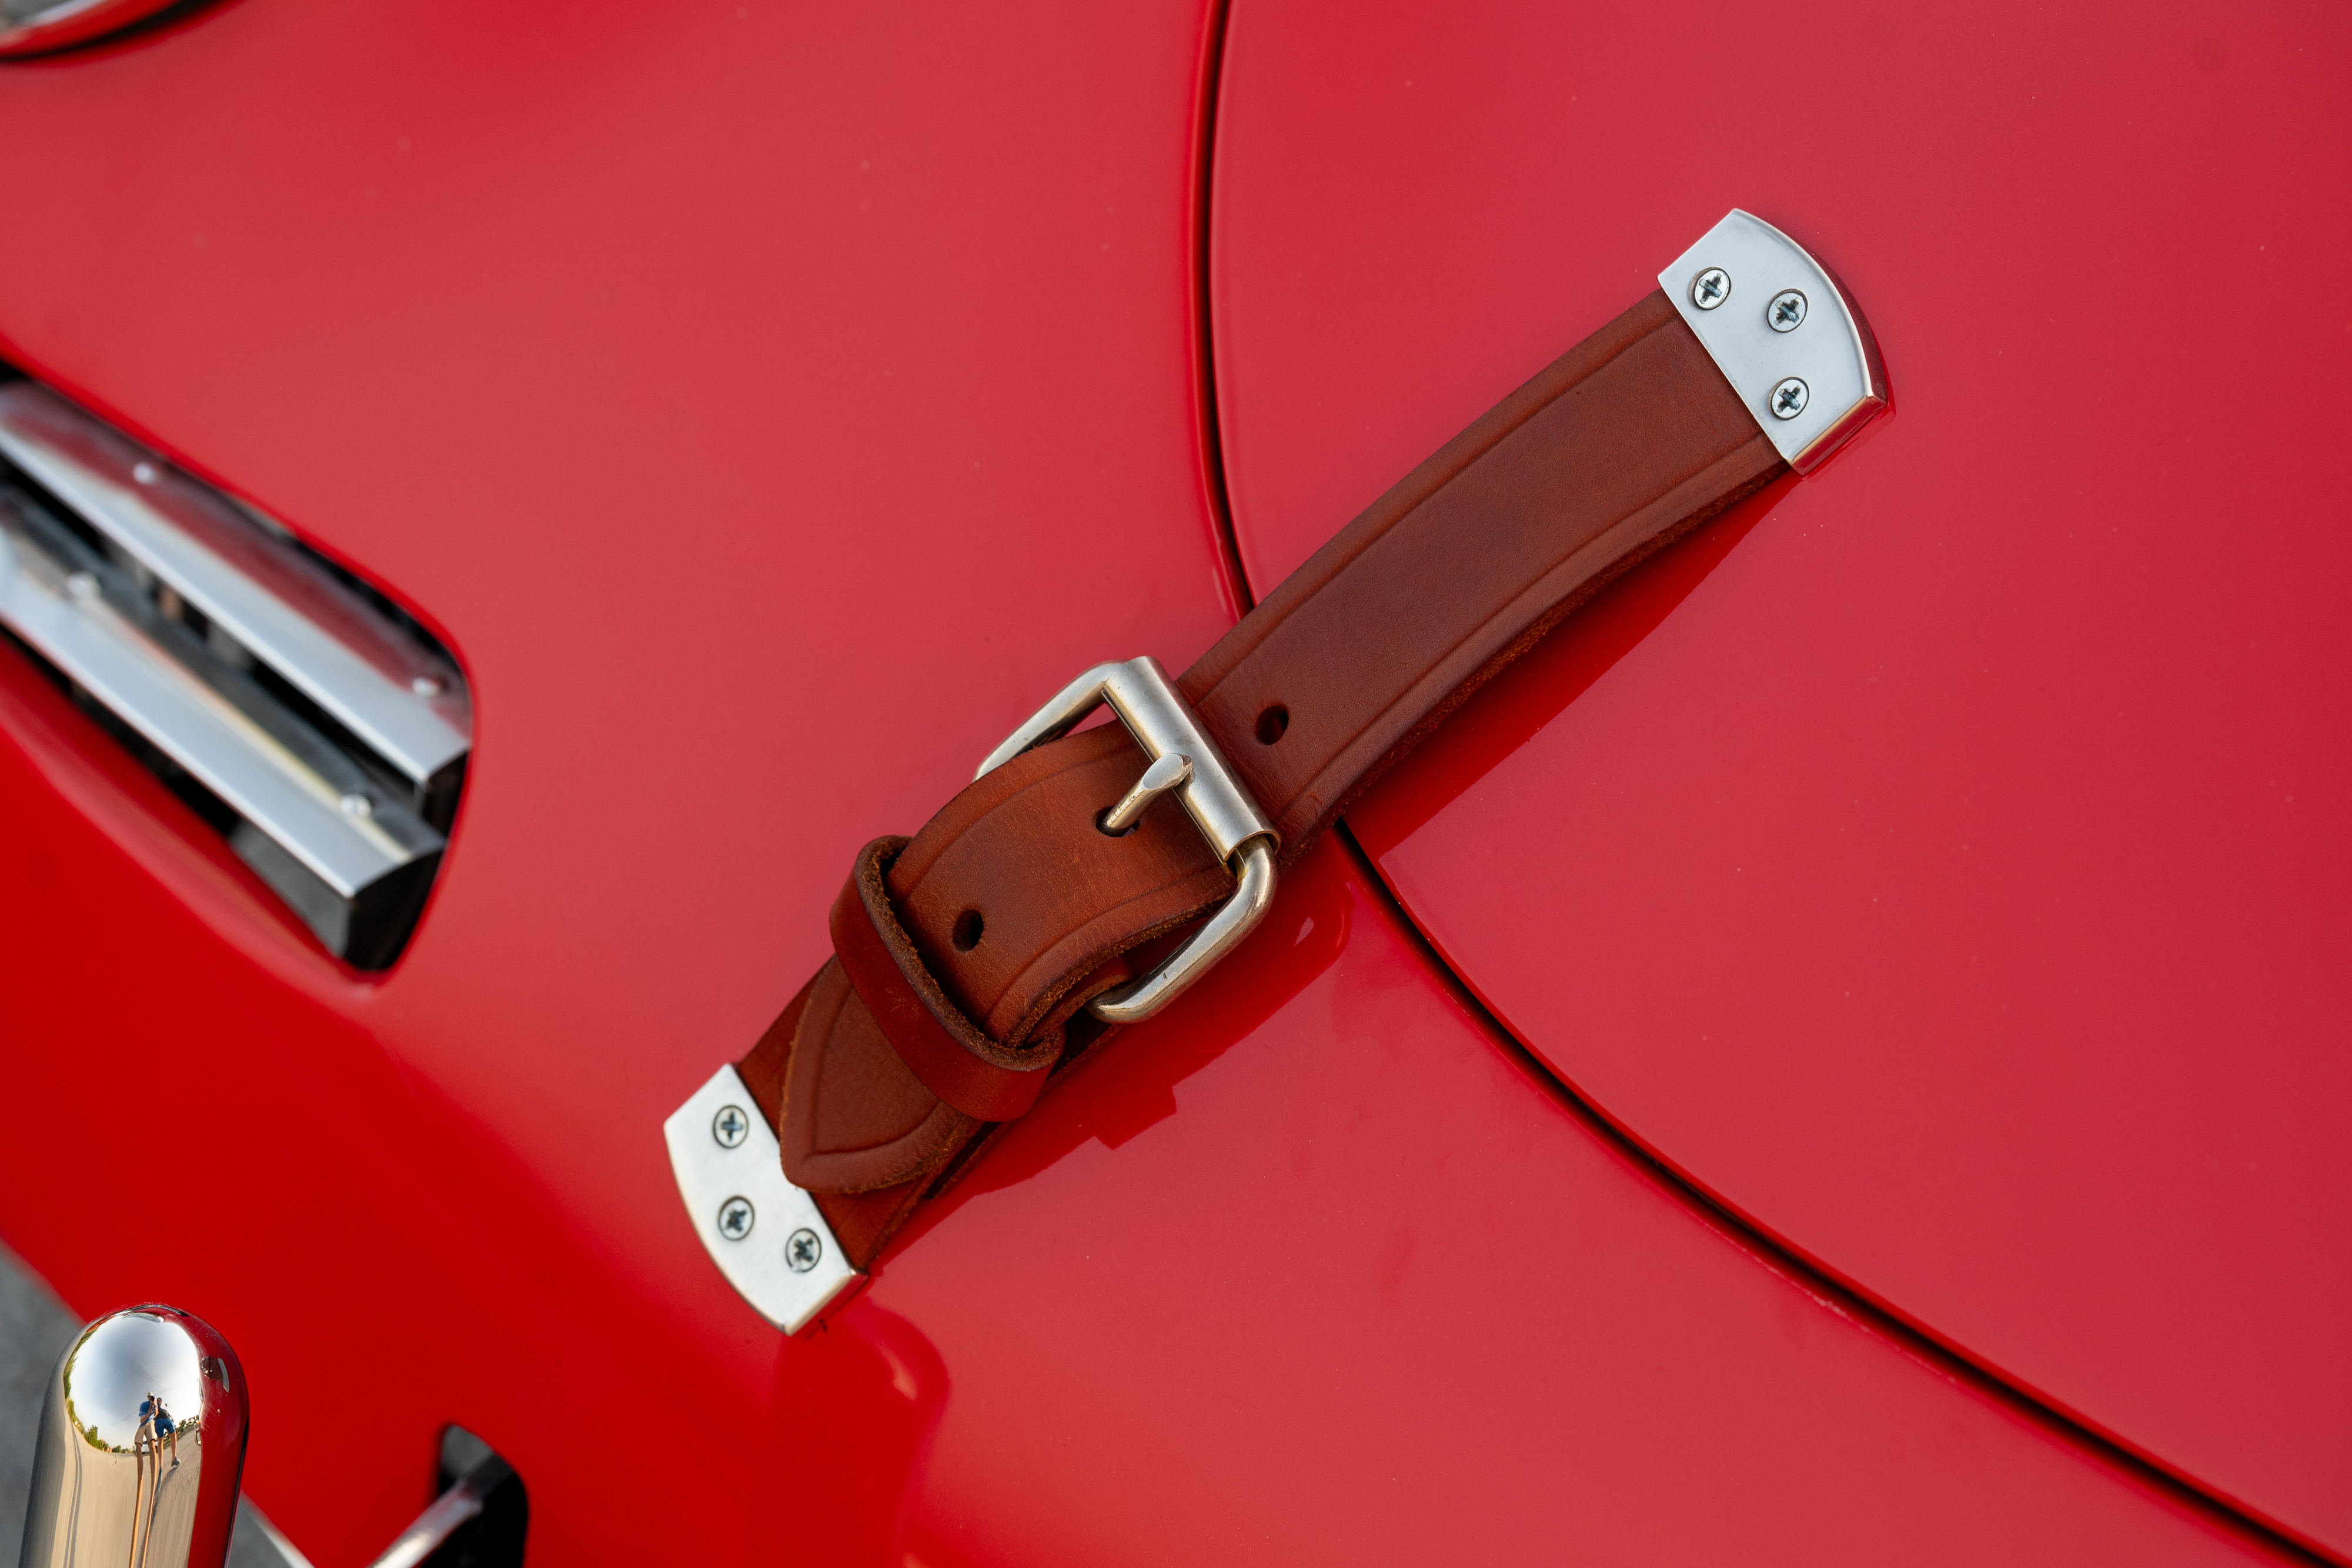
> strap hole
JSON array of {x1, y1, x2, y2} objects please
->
[
  {"x1": 1094, "y1": 805, "x2": 1137, "y2": 839},
  {"x1": 951, "y1": 910, "x2": 984, "y2": 951},
  {"x1": 1255, "y1": 704, "x2": 1289, "y2": 745}
]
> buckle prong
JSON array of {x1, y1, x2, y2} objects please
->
[
  {"x1": 977, "y1": 656, "x2": 1279, "y2": 1024},
  {"x1": 1100, "y1": 751, "x2": 1192, "y2": 835}
]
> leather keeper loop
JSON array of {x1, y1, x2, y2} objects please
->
[{"x1": 829, "y1": 835, "x2": 1060, "y2": 1121}]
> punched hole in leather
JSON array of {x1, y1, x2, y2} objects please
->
[{"x1": 739, "y1": 210, "x2": 1887, "y2": 1271}]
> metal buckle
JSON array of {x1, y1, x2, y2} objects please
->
[{"x1": 977, "y1": 656, "x2": 1278, "y2": 1024}]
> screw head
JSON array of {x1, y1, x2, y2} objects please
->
[
  {"x1": 130, "y1": 462, "x2": 159, "y2": 486},
  {"x1": 338, "y1": 792, "x2": 374, "y2": 819},
  {"x1": 410, "y1": 674, "x2": 445, "y2": 698},
  {"x1": 64, "y1": 571, "x2": 100, "y2": 600},
  {"x1": 1766, "y1": 290, "x2": 1808, "y2": 332},
  {"x1": 785, "y1": 1228, "x2": 822, "y2": 1273},
  {"x1": 716, "y1": 1196, "x2": 754, "y2": 1241},
  {"x1": 1770, "y1": 377, "x2": 1810, "y2": 420},
  {"x1": 711, "y1": 1104, "x2": 750, "y2": 1149},
  {"x1": 1690, "y1": 267, "x2": 1731, "y2": 310}
]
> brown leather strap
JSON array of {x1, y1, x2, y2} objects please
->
[
  {"x1": 745, "y1": 289, "x2": 1787, "y2": 1265},
  {"x1": 830, "y1": 836, "x2": 1057, "y2": 1121}
]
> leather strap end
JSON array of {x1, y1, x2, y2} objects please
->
[
  {"x1": 811, "y1": 1184, "x2": 940, "y2": 1272},
  {"x1": 830, "y1": 836, "x2": 1058, "y2": 1121},
  {"x1": 734, "y1": 972, "x2": 813, "y2": 1132},
  {"x1": 780, "y1": 958, "x2": 978, "y2": 1194}
]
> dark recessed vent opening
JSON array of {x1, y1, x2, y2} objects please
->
[
  {"x1": 0, "y1": 377, "x2": 471, "y2": 969},
  {"x1": 422, "y1": 1426, "x2": 529, "y2": 1568}
]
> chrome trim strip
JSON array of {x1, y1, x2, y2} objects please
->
[
  {"x1": 365, "y1": 1486, "x2": 487, "y2": 1568},
  {"x1": 360, "y1": 1450, "x2": 516, "y2": 1568},
  {"x1": 663, "y1": 1065, "x2": 862, "y2": 1335},
  {"x1": 0, "y1": 0, "x2": 186, "y2": 58},
  {"x1": 246, "y1": 1512, "x2": 320, "y2": 1568},
  {"x1": 0, "y1": 498, "x2": 439, "y2": 900},
  {"x1": 0, "y1": 383, "x2": 470, "y2": 788},
  {"x1": 1661, "y1": 210, "x2": 1889, "y2": 474}
]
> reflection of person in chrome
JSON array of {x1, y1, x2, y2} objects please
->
[
  {"x1": 134, "y1": 1392, "x2": 180, "y2": 1467},
  {"x1": 153, "y1": 1395, "x2": 179, "y2": 1467}
]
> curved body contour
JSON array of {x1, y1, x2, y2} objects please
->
[{"x1": 0, "y1": 1, "x2": 2342, "y2": 1563}]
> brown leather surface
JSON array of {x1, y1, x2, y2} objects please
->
[
  {"x1": 781, "y1": 958, "x2": 979, "y2": 1193},
  {"x1": 744, "y1": 289, "x2": 1788, "y2": 1266},
  {"x1": 830, "y1": 836, "x2": 1058, "y2": 1121}
]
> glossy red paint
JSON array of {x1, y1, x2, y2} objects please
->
[
  {"x1": 1210, "y1": 0, "x2": 2352, "y2": 1553},
  {"x1": 0, "y1": 0, "x2": 1238, "y2": 1559},
  {"x1": 0, "y1": 1, "x2": 2329, "y2": 1564},
  {"x1": 860, "y1": 842, "x2": 2296, "y2": 1566},
  {"x1": 0, "y1": 678, "x2": 2304, "y2": 1560}
]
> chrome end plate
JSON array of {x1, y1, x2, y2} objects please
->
[
  {"x1": 663, "y1": 1065, "x2": 861, "y2": 1334},
  {"x1": 1661, "y1": 209, "x2": 1889, "y2": 473}
]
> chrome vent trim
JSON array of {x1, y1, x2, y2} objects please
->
[
  {"x1": 0, "y1": 383, "x2": 470, "y2": 793},
  {"x1": 0, "y1": 382, "x2": 470, "y2": 969}
]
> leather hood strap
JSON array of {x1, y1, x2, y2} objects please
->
[{"x1": 746, "y1": 288, "x2": 1792, "y2": 1267}]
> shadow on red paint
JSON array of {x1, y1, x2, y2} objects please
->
[
  {"x1": 888, "y1": 838, "x2": 1356, "y2": 1239},
  {"x1": 1348, "y1": 472, "x2": 1793, "y2": 855}
]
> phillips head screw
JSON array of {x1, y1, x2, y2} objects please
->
[{"x1": 786, "y1": 1228, "x2": 823, "y2": 1273}]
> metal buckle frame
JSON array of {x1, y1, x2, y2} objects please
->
[{"x1": 976, "y1": 656, "x2": 1278, "y2": 1024}]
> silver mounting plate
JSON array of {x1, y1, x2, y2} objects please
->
[
  {"x1": 663, "y1": 1065, "x2": 861, "y2": 1333},
  {"x1": 1661, "y1": 209, "x2": 1888, "y2": 473}
]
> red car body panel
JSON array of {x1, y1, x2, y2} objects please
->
[
  {"x1": 0, "y1": 0, "x2": 2338, "y2": 1563},
  {"x1": 0, "y1": 0, "x2": 1238, "y2": 1560},
  {"x1": 0, "y1": 684, "x2": 2303, "y2": 1565},
  {"x1": 1208, "y1": 0, "x2": 2351, "y2": 1550}
]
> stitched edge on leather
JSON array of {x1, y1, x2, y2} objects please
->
[
  {"x1": 779, "y1": 958, "x2": 979, "y2": 1195},
  {"x1": 806, "y1": 962, "x2": 1137, "y2": 1263},
  {"x1": 1177, "y1": 292, "x2": 1681, "y2": 698},
  {"x1": 1268, "y1": 436, "x2": 1785, "y2": 855},
  {"x1": 736, "y1": 973, "x2": 813, "y2": 1134}
]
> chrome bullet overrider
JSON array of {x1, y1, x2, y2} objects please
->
[{"x1": 18, "y1": 1306, "x2": 248, "y2": 1568}]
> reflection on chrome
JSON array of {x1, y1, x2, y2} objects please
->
[
  {"x1": 0, "y1": 0, "x2": 189, "y2": 59},
  {"x1": 17, "y1": 1306, "x2": 247, "y2": 1568}
]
